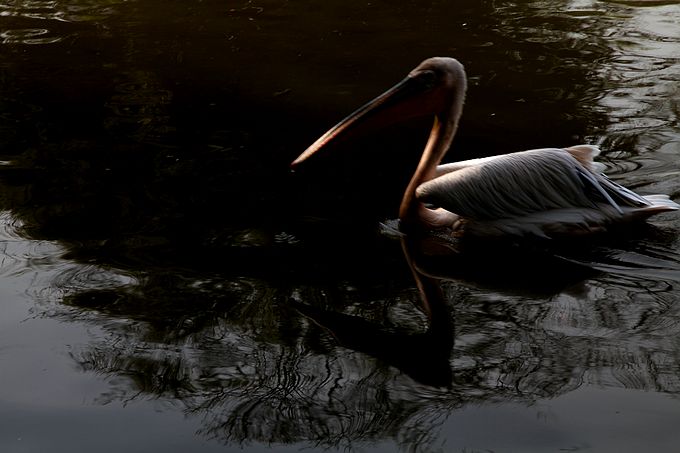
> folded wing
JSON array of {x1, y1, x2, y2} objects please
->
[{"x1": 416, "y1": 147, "x2": 677, "y2": 235}]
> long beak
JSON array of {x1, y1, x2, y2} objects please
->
[{"x1": 291, "y1": 75, "x2": 429, "y2": 168}]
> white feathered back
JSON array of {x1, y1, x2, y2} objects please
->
[{"x1": 415, "y1": 146, "x2": 678, "y2": 237}]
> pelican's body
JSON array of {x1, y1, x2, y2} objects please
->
[
  {"x1": 420, "y1": 145, "x2": 678, "y2": 237},
  {"x1": 292, "y1": 57, "x2": 679, "y2": 239}
]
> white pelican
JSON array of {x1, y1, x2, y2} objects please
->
[{"x1": 291, "y1": 57, "x2": 679, "y2": 238}]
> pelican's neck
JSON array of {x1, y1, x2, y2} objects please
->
[{"x1": 398, "y1": 88, "x2": 463, "y2": 222}]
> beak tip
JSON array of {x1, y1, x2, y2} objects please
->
[
  {"x1": 290, "y1": 157, "x2": 302, "y2": 170},
  {"x1": 290, "y1": 146, "x2": 318, "y2": 169}
]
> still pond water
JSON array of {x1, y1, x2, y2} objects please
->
[{"x1": 2, "y1": 0, "x2": 680, "y2": 451}]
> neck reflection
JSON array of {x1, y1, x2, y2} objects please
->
[{"x1": 295, "y1": 235, "x2": 454, "y2": 388}]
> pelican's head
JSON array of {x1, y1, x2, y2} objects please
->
[{"x1": 291, "y1": 57, "x2": 466, "y2": 168}]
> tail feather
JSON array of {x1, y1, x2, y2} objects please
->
[{"x1": 625, "y1": 194, "x2": 679, "y2": 220}]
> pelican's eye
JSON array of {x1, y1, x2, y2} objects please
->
[{"x1": 416, "y1": 70, "x2": 437, "y2": 90}]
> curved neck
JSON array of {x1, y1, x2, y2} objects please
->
[{"x1": 398, "y1": 83, "x2": 465, "y2": 224}]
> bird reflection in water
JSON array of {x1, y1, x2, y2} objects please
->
[
  {"x1": 293, "y1": 230, "x2": 598, "y2": 388},
  {"x1": 295, "y1": 235, "x2": 454, "y2": 388}
]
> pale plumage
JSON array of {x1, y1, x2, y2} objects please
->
[
  {"x1": 292, "y1": 57, "x2": 679, "y2": 239},
  {"x1": 421, "y1": 145, "x2": 678, "y2": 237}
]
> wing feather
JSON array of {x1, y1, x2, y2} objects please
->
[{"x1": 417, "y1": 148, "x2": 650, "y2": 221}]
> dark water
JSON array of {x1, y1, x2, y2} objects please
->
[{"x1": 2, "y1": 1, "x2": 680, "y2": 452}]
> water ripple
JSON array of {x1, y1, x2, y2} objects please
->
[
  {"x1": 594, "y1": 1, "x2": 680, "y2": 153},
  {"x1": 0, "y1": 0, "x2": 126, "y2": 45},
  {"x1": 0, "y1": 27, "x2": 59, "y2": 44},
  {"x1": 0, "y1": 0, "x2": 64, "y2": 21}
]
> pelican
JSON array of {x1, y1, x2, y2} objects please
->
[{"x1": 291, "y1": 57, "x2": 679, "y2": 238}]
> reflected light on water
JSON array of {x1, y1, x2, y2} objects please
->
[
  {"x1": 0, "y1": 210, "x2": 137, "y2": 307},
  {"x1": 0, "y1": 27, "x2": 60, "y2": 44},
  {"x1": 591, "y1": 1, "x2": 680, "y2": 154},
  {"x1": 0, "y1": 0, "x2": 109, "y2": 44}
]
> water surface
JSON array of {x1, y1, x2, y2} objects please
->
[{"x1": 1, "y1": 1, "x2": 680, "y2": 452}]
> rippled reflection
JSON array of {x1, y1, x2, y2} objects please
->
[
  {"x1": 46, "y1": 242, "x2": 680, "y2": 451},
  {"x1": 1, "y1": 0, "x2": 680, "y2": 451},
  {"x1": 0, "y1": 0, "x2": 122, "y2": 44}
]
